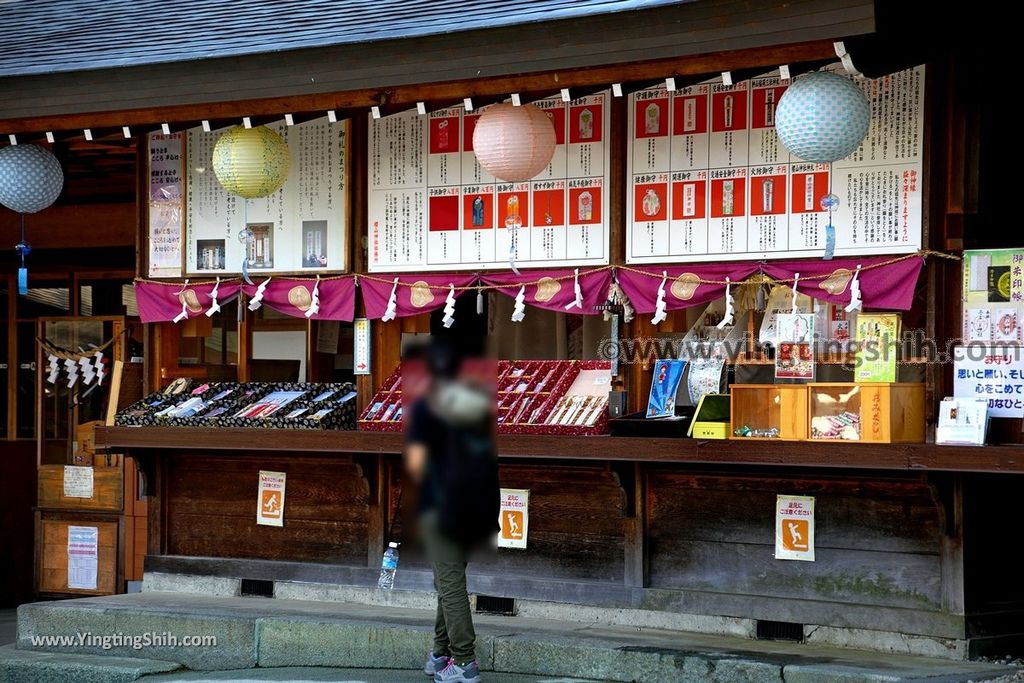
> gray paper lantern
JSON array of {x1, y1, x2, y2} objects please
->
[
  {"x1": 0, "y1": 144, "x2": 64, "y2": 214},
  {"x1": 774, "y1": 71, "x2": 871, "y2": 164}
]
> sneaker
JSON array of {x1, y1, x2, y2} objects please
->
[
  {"x1": 424, "y1": 651, "x2": 449, "y2": 677},
  {"x1": 434, "y1": 659, "x2": 481, "y2": 683}
]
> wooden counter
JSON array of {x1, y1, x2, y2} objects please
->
[
  {"x1": 95, "y1": 426, "x2": 1024, "y2": 475},
  {"x1": 93, "y1": 426, "x2": 1024, "y2": 657}
]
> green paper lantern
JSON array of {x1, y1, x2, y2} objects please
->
[{"x1": 212, "y1": 126, "x2": 291, "y2": 199}]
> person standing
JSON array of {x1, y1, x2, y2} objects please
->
[{"x1": 404, "y1": 342, "x2": 499, "y2": 683}]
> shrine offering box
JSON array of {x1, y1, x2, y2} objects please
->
[
  {"x1": 729, "y1": 385, "x2": 808, "y2": 440},
  {"x1": 808, "y1": 383, "x2": 924, "y2": 443},
  {"x1": 359, "y1": 360, "x2": 613, "y2": 435},
  {"x1": 686, "y1": 394, "x2": 730, "y2": 439}
]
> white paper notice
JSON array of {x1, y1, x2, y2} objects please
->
[
  {"x1": 775, "y1": 495, "x2": 815, "y2": 561},
  {"x1": 63, "y1": 466, "x2": 94, "y2": 499},
  {"x1": 497, "y1": 488, "x2": 529, "y2": 549},
  {"x1": 626, "y1": 66, "x2": 925, "y2": 263},
  {"x1": 368, "y1": 93, "x2": 611, "y2": 271},
  {"x1": 953, "y1": 345, "x2": 1024, "y2": 418},
  {"x1": 257, "y1": 470, "x2": 287, "y2": 527},
  {"x1": 67, "y1": 525, "x2": 98, "y2": 590},
  {"x1": 353, "y1": 318, "x2": 371, "y2": 375}
]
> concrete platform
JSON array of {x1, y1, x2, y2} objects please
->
[{"x1": 6, "y1": 592, "x2": 1021, "y2": 682}]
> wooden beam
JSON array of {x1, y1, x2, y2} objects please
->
[
  {"x1": 0, "y1": 41, "x2": 836, "y2": 135},
  {"x1": 96, "y1": 425, "x2": 1024, "y2": 475},
  {"x1": 0, "y1": 203, "x2": 135, "y2": 249}
]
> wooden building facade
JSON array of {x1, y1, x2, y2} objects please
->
[{"x1": 2, "y1": 0, "x2": 1015, "y2": 661}]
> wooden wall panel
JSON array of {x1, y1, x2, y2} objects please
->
[
  {"x1": 647, "y1": 469, "x2": 944, "y2": 612},
  {"x1": 164, "y1": 454, "x2": 370, "y2": 565},
  {"x1": 468, "y1": 464, "x2": 625, "y2": 582},
  {"x1": 38, "y1": 518, "x2": 118, "y2": 595}
]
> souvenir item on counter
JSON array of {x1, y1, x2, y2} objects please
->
[
  {"x1": 115, "y1": 382, "x2": 357, "y2": 430},
  {"x1": 647, "y1": 359, "x2": 686, "y2": 419},
  {"x1": 233, "y1": 390, "x2": 305, "y2": 419},
  {"x1": 854, "y1": 313, "x2": 900, "y2": 383},
  {"x1": 936, "y1": 397, "x2": 988, "y2": 445},
  {"x1": 811, "y1": 411, "x2": 861, "y2": 440},
  {"x1": 775, "y1": 313, "x2": 815, "y2": 380},
  {"x1": 360, "y1": 360, "x2": 612, "y2": 434},
  {"x1": 686, "y1": 357, "x2": 725, "y2": 405}
]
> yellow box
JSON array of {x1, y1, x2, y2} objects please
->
[{"x1": 687, "y1": 394, "x2": 730, "y2": 440}]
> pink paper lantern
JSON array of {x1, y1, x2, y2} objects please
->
[{"x1": 472, "y1": 103, "x2": 557, "y2": 182}]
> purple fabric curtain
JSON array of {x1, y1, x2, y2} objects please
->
[
  {"x1": 480, "y1": 268, "x2": 612, "y2": 315},
  {"x1": 617, "y1": 255, "x2": 924, "y2": 314},
  {"x1": 135, "y1": 280, "x2": 241, "y2": 323},
  {"x1": 761, "y1": 255, "x2": 923, "y2": 311},
  {"x1": 360, "y1": 274, "x2": 477, "y2": 320},
  {"x1": 617, "y1": 263, "x2": 760, "y2": 315},
  {"x1": 242, "y1": 277, "x2": 356, "y2": 321}
]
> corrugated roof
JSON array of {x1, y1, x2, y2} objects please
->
[{"x1": 0, "y1": 0, "x2": 687, "y2": 78}]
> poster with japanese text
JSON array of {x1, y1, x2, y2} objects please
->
[
  {"x1": 854, "y1": 313, "x2": 900, "y2": 383},
  {"x1": 257, "y1": 470, "x2": 287, "y2": 527},
  {"x1": 963, "y1": 249, "x2": 1024, "y2": 344},
  {"x1": 627, "y1": 66, "x2": 925, "y2": 262},
  {"x1": 497, "y1": 488, "x2": 529, "y2": 549},
  {"x1": 775, "y1": 495, "x2": 815, "y2": 561},
  {"x1": 183, "y1": 118, "x2": 348, "y2": 275},
  {"x1": 368, "y1": 94, "x2": 611, "y2": 271},
  {"x1": 67, "y1": 525, "x2": 99, "y2": 590},
  {"x1": 147, "y1": 133, "x2": 184, "y2": 278},
  {"x1": 953, "y1": 346, "x2": 1024, "y2": 418}
]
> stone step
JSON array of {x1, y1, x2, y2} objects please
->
[
  {"x1": 0, "y1": 643, "x2": 181, "y2": 683},
  {"x1": 12, "y1": 593, "x2": 1021, "y2": 683}
]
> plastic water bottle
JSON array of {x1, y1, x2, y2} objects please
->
[{"x1": 377, "y1": 542, "x2": 399, "y2": 590}]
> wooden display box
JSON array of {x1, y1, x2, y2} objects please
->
[
  {"x1": 37, "y1": 462, "x2": 124, "y2": 512},
  {"x1": 808, "y1": 382, "x2": 925, "y2": 444},
  {"x1": 35, "y1": 514, "x2": 119, "y2": 596},
  {"x1": 729, "y1": 385, "x2": 809, "y2": 440}
]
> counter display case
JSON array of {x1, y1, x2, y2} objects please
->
[
  {"x1": 359, "y1": 360, "x2": 613, "y2": 435},
  {"x1": 808, "y1": 382, "x2": 924, "y2": 443},
  {"x1": 729, "y1": 384, "x2": 808, "y2": 440},
  {"x1": 115, "y1": 381, "x2": 357, "y2": 430}
]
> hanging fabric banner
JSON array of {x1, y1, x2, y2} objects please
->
[
  {"x1": 618, "y1": 263, "x2": 760, "y2": 315},
  {"x1": 134, "y1": 280, "x2": 241, "y2": 323},
  {"x1": 761, "y1": 254, "x2": 923, "y2": 312},
  {"x1": 242, "y1": 277, "x2": 356, "y2": 321},
  {"x1": 361, "y1": 274, "x2": 477, "y2": 320},
  {"x1": 619, "y1": 254, "x2": 925, "y2": 315},
  {"x1": 481, "y1": 268, "x2": 612, "y2": 315}
]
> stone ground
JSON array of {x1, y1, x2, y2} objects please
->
[
  {"x1": 141, "y1": 667, "x2": 598, "y2": 682},
  {"x1": 1, "y1": 609, "x2": 16, "y2": 646}
]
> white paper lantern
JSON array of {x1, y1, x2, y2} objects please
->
[
  {"x1": 774, "y1": 71, "x2": 871, "y2": 164},
  {"x1": 472, "y1": 103, "x2": 556, "y2": 182},
  {"x1": 0, "y1": 144, "x2": 64, "y2": 214},
  {"x1": 212, "y1": 126, "x2": 291, "y2": 199}
]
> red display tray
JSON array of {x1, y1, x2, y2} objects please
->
[{"x1": 358, "y1": 360, "x2": 611, "y2": 435}]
